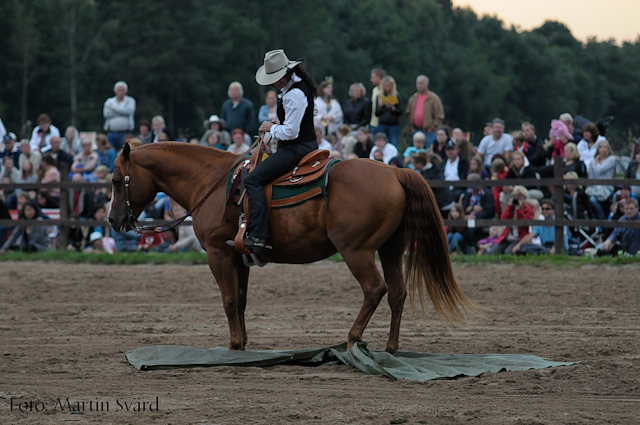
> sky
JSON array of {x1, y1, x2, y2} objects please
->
[{"x1": 457, "y1": 0, "x2": 640, "y2": 43}]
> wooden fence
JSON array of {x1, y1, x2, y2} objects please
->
[{"x1": 1, "y1": 160, "x2": 639, "y2": 254}]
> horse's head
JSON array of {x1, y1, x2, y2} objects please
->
[{"x1": 107, "y1": 143, "x2": 157, "y2": 233}]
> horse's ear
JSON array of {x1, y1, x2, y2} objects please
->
[{"x1": 122, "y1": 142, "x2": 131, "y2": 161}]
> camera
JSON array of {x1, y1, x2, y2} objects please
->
[{"x1": 512, "y1": 199, "x2": 519, "y2": 207}]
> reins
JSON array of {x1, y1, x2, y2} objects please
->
[{"x1": 123, "y1": 136, "x2": 264, "y2": 234}]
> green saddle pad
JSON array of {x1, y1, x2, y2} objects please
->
[{"x1": 226, "y1": 154, "x2": 340, "y2": 209}]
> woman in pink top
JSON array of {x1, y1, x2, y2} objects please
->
[{"x1": 39, "y1": 153, "x2": 61, "y2": 198}]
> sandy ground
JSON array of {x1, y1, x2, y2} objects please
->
[{"x1": 1, "y1": 260, "x2": 639, "y2": 424}]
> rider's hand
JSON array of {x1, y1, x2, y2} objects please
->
[{"x1": 259, "y1": 121, "x2": 274, "y2": 132}]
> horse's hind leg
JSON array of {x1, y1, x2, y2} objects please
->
[
  {"x1": 340, "y1": 249, "x2": 388, "y2": 349},
  {"x1": 378, "y1": 230, "x2": 407, "y2": 354},
  {"x1": 236, "y1": 262, "x2": 250, "y2": 346}
]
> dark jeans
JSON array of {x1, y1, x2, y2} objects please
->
[
  {"x1": 244, "y1": 143, "x2": 315, "y2": 238},
  {"x1": 107, "y1": 131, "x2": 131, "y2": 152},
  {"x1": 376, "y1": 124, "x2": 400, "y2": 147}
]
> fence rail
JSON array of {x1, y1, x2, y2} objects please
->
[{"x1": 1, "y1": 160, "x2": 639, "y2": 253}]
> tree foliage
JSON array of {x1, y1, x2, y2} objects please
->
[{"x1": 0, "y1": 0, "x2": 638, "y2": 151}]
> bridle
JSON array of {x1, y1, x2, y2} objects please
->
[{"x1": 120, "y1": 137, "x2": 263, "y2": 234}]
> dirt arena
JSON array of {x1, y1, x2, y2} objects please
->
[{"x1": 1, "y1": 261, "x2": 639, "y2": 424}]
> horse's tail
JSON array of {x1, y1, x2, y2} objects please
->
[{"x1": 395, "y1": 168, "x2": 480, "y2": 322}]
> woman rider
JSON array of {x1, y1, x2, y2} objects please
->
[{"x1": 241, "y1": 49, "x2": 318, "y2": 252}]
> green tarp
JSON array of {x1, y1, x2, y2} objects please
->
[{"x1": 125, "y1": 342, "x2": 577, "y2": 381}]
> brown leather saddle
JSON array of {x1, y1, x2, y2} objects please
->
[{"x1": 223, "y1": 140, "x2": 334, "y2": 255}]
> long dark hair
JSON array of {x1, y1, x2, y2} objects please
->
[{"x1": 286, "y1": 62, "x2": 317, "y2": 98}]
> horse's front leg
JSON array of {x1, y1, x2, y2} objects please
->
[{"x1": 206, "y1": 247, "x2": 246, "y2": 350}]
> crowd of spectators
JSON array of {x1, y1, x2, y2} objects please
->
[{"x1": 1, "y1": 67, "x2": 639, "y2": 257}]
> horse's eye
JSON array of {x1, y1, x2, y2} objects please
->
[{"x1": 112, "y1": 179, "x2": 122, "y2": 187}]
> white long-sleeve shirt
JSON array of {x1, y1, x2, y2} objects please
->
[
  {"x1": 269, "y1": 74, "x2": 309, "y2": 142},
  {"x1": 103, "y1": 95, "x2": 136, "y2": 132}
]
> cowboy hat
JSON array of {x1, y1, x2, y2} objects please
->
[{"x1": 255, "y1": 50, "x2": 302, "y2": 86}]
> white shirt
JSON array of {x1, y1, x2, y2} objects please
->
[
  {"x1": 29, "y1": 125, "x2": 61, "y2": 151},
  {"x1": 270, "y1": 74, "x2": 308, "y2": 142},
  {"x1": 477, "y1": 133, "x2": 513, "y2": 167},
  {"x1": 103, "y1": 95, "x2": 136, "y2": 132},
  {"x1": 369, "y1": 143, "x2": 399, "y2": 164},
  {"x1": 0, "y1": 118, "x2": 6, "y2": 139},
  {"x1": 444, "y1": 156, "x2": 460, "y2": 181},
  {"x1": 313, "y1": 98, "x2": 344, "y2": 136},
  {"x1": 577, "y1": 135, "x2": 605, "y2": 170}
]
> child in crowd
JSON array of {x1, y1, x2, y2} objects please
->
[
  {"x1": 445, "y1": 204, "x2": 470, "y2": 254},
  {"x1": 477, "y1": 226, "x2": 504, "y2": 256},
  {"x1": 490, "y1": 157, "x2": 508, "y2": 216},
  {"x1": 468, "y1": 156, "x2": 489, "y2": 180},
  {"x1": 84, "y1": 231, "x2": 115, "y2": 254},
  {"x1": 137, "y1": 232, "x2": 164, "y2": 251}
]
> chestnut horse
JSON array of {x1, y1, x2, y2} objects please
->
[{"x1": 108, "y1": 142, "x2": 477, "y2": 353}]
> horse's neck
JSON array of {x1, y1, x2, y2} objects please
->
[{"x1": 133, "y1": 144, "x2": 236, "y2": 210}]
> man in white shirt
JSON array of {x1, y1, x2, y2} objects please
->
[
  {"x1": 103, "y1": 81, "x2": 136, "y2": 152},
  {"x1": 29, "y1": 114, "x2": 61, "y2": 152},
  {"x1": 476, "y1": 118, "x2": 513, "y2": 168},
  {"x1": 369, "y1": 132, "x2": 398, "y2": 164}
]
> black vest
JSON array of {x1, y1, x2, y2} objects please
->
[{"x1": 276, "y1": 80, "x2": 317, "y2": 146}]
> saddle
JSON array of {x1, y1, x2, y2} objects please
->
[{"x1": 223, "y1": 138, "x2": 336, "y2": 257}]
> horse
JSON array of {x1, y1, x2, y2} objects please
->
[{"x1": 107, "y1": 142, "x2": 478, "y2": 353}]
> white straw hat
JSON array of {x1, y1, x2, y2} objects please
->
[{"x1": 255, "y1": 50, "x2": 302, "y2": 86}]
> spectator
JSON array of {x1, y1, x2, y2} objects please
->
[
  {"x1": 43, "y1": 137, "x2": 73, "y2": 171},
  {"x1": 71, "y1": 139, "x2": 98, "y2": 178},
  {"x1": 404, "y1": 75, "x2": 445, "y2": 147},
  {"x1": 563, "y1": 171, "x2": 593, "y2": 220},
  {"x1": 491, "y1": 185, "x2": 534, "y2": 255},
  {"x1": 343, "y1": 82, "x2": 371, "y2": 130},
  {"x1": 414, "y1": 152, "x2": 453, "y2": 215},
  {"x1": 369, "y1": 132, "x2": 398, "y2": 164},
  {"x1": 0, "y1": 195, "x2": 12, "y2": 245},
  {"x1": 586, "y1": 140, "x2": 616, "y2": 219},
  {"x1": 0, "y1": 200, "x2": 50, "y2": 254},
  {"x1": 112, "y1": 229, "x2": 140, "y2": 252},
  {"x1": 0, "y1": 117, "x2": 5, "y2": 140},
  {"x1": 156, "y1": 132, "x2": 169, "y2": 143},
  {"x1": 443, "y1": 139, "x2": 469, "y2": 201},
  {"x1": 167, "y1": 201, "x2": 201, "y2": 252},
  {"x1": 84, "y1": 231, "x2": 116, "y2": 254},
  {"x1": 490, "y1": 157, "x2": 508, "y2": 216},
  {"x1": 625, "y1": 148, "x2": 640, "y2": 199},
  {"x1": 457, "y1": 138, "x2": 475, "y2": 163},
  {"x1": 374, "y1": 75, "x2": 402, "y2": 147},
  {"x1": 369, "y1": 68, "x2": 385, "y2": 135},
  {"x1": 29, "y1": 114, "x2": 61, "y2": 152},
  {"x1": 315, "y1": 127, "x2": 333, "y2": 152},
  {"x1": 559, "y1": 112, "x2": 581, "y2": 143},
  {"x1": 521, "y1": 121, "x2": 547, "y2": 168},
  {"x1": 511, "y1": 130, "x2": 533, "y2": 166},
  {"x1": 314, "y1": 80, "x2": 344, "y2": 136},
  {"x1": 337, "y1": 124, "x2": 357, "y2": 159},
  {"x1": 1, "y1": 156, "x2": 21, "y2": 183},
  {"x1": 512, "y1": 199, "x2": 569, "y2": 254},
  {"x1": 39, "y1": 154, "x2": 61, "y2": 199},
  {"x1": 258, "y1": 90, "x2": 278, "y2": 124},
  {"x1": 403, "y1": 131, "x2": 428, "y2": 167},
  {"x1": 597, "y1": 198, "x2": 640, "y2": 256},
  {"x1": 201, "y1": 129, "x2": 222, "y2": 148},
  {"x1": 201, "y1": 115, "x2": 231, "y2": 148},
  {"x1": 451, "y1": 128, "x2": 465, "y2": 144},
  {"x1": 431, "y1": 126, "x2": 451, "y2": 160},
  {"x1": 477, "y1": 225, "x2": 504, "y2": 256},
  {"x1": 96, "y1": 134, "x2": 117, "y2": 172},
  {"x1": 36, "y1": 190, "x2": 59, "y2": 209},
  {"x1": 481, "y1": 122, "x2": 492, "y2": 137},
  {"x1": 468, "y1": 156, "x2": 489, "y2": 180},
  {"x1": 562, "y1": 142, "x2": 588, "y2": 177},
  {"x1": 128, "y1": 137, "x2": 142, "y2": 149},
  {"x1": 461, "y1": 173, "x2": 495, "y2": 219},
  {"x1": 226, "y1": 129, "x2": 251, "y2": 155},
  {"x1": 19, "y1": 159, "x2": 38, "y2": 184},
  {"x1": 103, "y1": 81, "x2": 135, "y2": 151},
  {"x1": 68, "y1": 172, "x2": 94, "y2": 219},
  {"x1": 60, "y1": 125, "x2": 81, "y2": 156},
  {"x1": 353, "y1": 126, "x2": 373, "y2": 159},
  {"x1": 445, "y1": 203, "x2": 472, "y2": 254},
  {"x1": 18, "y1": 139, "x2": 41, "y2": 172},
  {"x1": 221, "y1": 81, "x2": 255, "y2": 140},
  {"x1": 577, "y1": 122, "x2": 605, "y2": 170},
  {"x1": 476, "y1": 118, "x2": 513, "y2": 169},
  {"x1": 137, "y1": 232, "x2": 165, "y2": 251},
  {"x1": 137, "y1": 119, "x2": 153, "y2": 145},
  {"x1": 1, "y1": 132, "x2": 21, "y2": 165},
  {"x1": 609, "y1": 185, "x2": 637, "y2": 220},
  {"x1": 544, "y1": 119, "x2": 573, "y2": 160},
  {"x1": 151, "y1": 116, "x2": 170, "y2": 143},
  {"x1": 504, "y1": 151, "x2": 543, "y2": 200}
]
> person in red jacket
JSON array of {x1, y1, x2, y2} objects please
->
[{"x1": 487, "y1": 185, "x2": 534, "y2": 255}]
